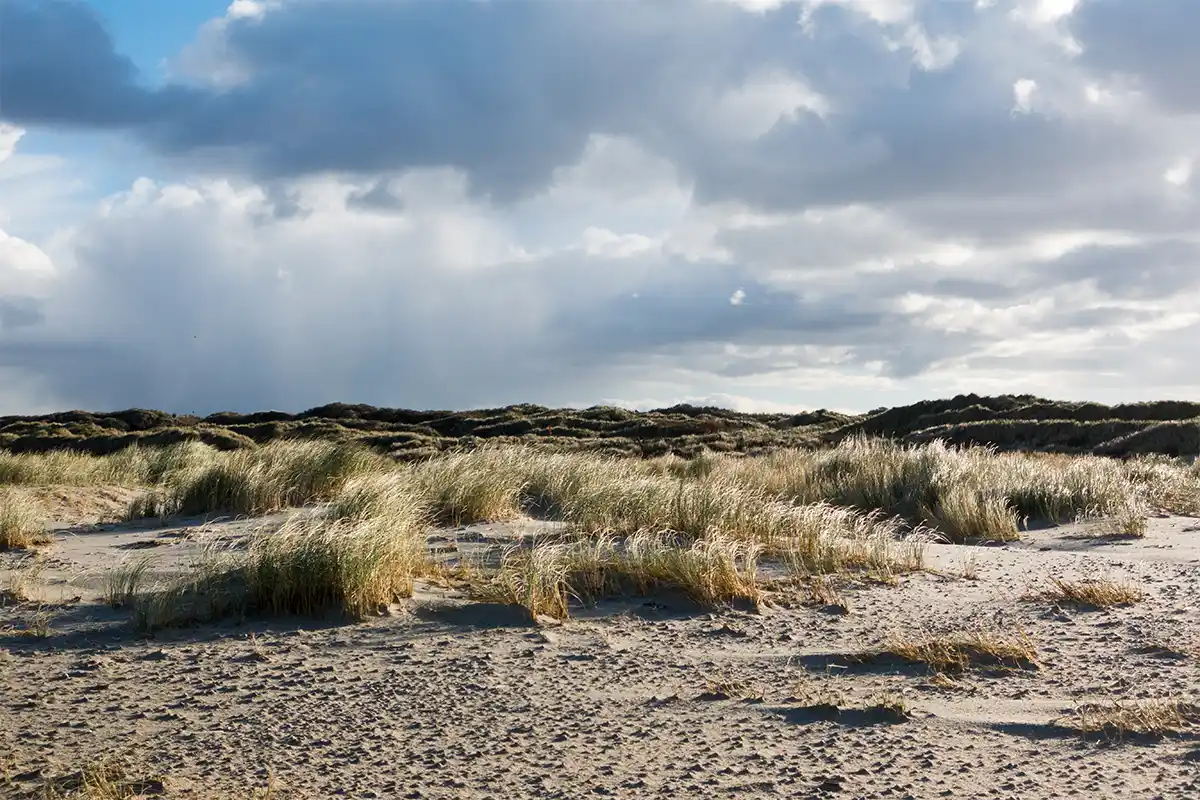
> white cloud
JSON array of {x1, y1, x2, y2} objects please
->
[
  {"x1": 1012, "y1": 78, "x2": 1038, "y2": 114},
  {"x1": 0, "y1": 125, "x2": 57, "y2": 300},
  {"x1": 801, "y1": 0, "x2": 915, "y2": 26},
  {"x1": 705, "y1": 71, "x2": 831, "y2": 142},
  {"x1": 6, "y1": 0, "x2": 1200, "y2": 414},
  {"x1": 1165, "y1": 158, "x2": 1193, "y2": 187},
  {"x1": 0, "y1": 230, "x2": 54, "y2": 282},
  {"x1": 0, "y1": 124, "x2": 22, "y2": 164}
]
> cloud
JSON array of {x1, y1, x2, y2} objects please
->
[
  {"x1": 0, "y1": 124, "x2": 23, "y2": 163},
  {"x1": 3, "y1": 0, "x2": 1200, "y2": 415},
  {"x1": 1, "y1": 0, "x2": 974, "y2": 204},
  {"x1": 1071, "y1": 0, "x2": 1200, "y2": 113},
  {"x1": 0, "y1": 1, "x2": 197, "y2": 127}
]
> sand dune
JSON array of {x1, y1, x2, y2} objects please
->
[{"x1": 4, "y1": 508, "x2": 1198, "y2": 798}]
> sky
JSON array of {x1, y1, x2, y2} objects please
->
[{"x1": 1, "y1": 0, "x2": 1199, "y2": 417}]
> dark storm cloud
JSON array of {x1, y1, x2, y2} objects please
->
[
  {"x1": 3, "y1": 0, "x2": 1200, "y2": 416},
  {"x1": 346, "y1": 181, "x2": 406, "y2": 213},
  {"x1": 553, "y1": 267, "x2": 886, "y2": 357},
  {"x1": 0, "y1": 0, "x2": 1018, "y2": 207},
  {"x1": 1072, "y1": 0, "x2": 1200, "y2": 113},
  {"x1": 0, "y1": 296, "x2": 44, "y2": 330},
  {"x1": 0, "y1": 0, "x2": 196, "y2": 127},
  {"x1": 0, "y1": 0, "x2": 1166, "y2": 212},
  {"x1": 148, "y1": 0, "x2": 788, "y2": 201},
  {"x1": 1042, "y1": 239, "x2": 1200, "y2": 300}
]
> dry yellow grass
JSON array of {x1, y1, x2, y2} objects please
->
[
  {"x1": 0, "y1": 450, "x2": 115, "y2": 487},
  {"x1": 0, "y1": 488, "x2": 47, "y2": 549},
  {"x1": 80, "y1": 439, "x2": 1191, "y2": 631},
  {"x1": 469, "y1": 531, "x2": 761, "y2": 619},
  {"x1": 706, "y1": 438, "x2": 1159, "y2": 541},
  {"x1": 803, "y1": 575, "x2": 851, "y2": 613},
  {"x1": 1035, "y1": 577, "x2": 1145, "y2": 609},
  {"x1": 0, "y1": 604, "x2": 54, "y2": 638},
  {"x1": 861, "y1": 629, "x2": 1041, "y2": 673},
  {"x1": 774, "y1": 502, "x2": 927, "y2": 579},
  {"x1": 0, "y1": 442, "x2": 218, "y2": 489},
  {"x1": 17, "y1": 758, "x2": 286, "y2": 799},
  {"x1": 110, "y1": 473, "x2": 433, "y2": 631},
  {"x1": 26, "y1": 759, "x2": 164, "y2": 799},
  {"x1": 407, "y1": 448, "x2": 527, "y2": 525},
  {"x1": 127, "y1": 440, "x2": 387, "y2": 518},
  {"x1": 1069, "y1": 698, "x2": 1200, "y2": 739},
  {"x1": 246, "y1": 512, "x2": 428, "y2": 618}
]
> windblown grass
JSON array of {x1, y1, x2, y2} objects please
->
[
  {"x1": 1070, "y1": 697, "x2": 1200, "y2": 739},
  {"x1": 87, "y1": 438, "x2": 1189, "y2": 632},
  {"x1": 859, "y1": 629, "x2": 1041, "y2": 673},
  {"x1": 27, "y1": 758, "x2": 165, "y2": 800},
  {"x1": 0, "y1": 489, "x2": 46, "y2": 549},
  {"x1": 6, "y1": 434, "x2": 1181, "y2": 547},
  {"x1": 407, "y1": 448, "x2": 527, "y2": 525},
  {"x1": 774, "y1": 502, "x2": 926, "y2": 578},
  {"x1": 245, "y1": 509, "x2": 427, "y2": 618},
  {"x1": 0, "y1": 449, "x2": 115, "y2": 487},
  {"x1": 707, "y1": 438, "x2": 1154, "y2": 541},
  {"x1": 1034, "y1": 577, "x2": 1145, "y2": 609},
  {"x1": 106, "y1": 551, "x2": 247, "y2": 632},
  {"x1": 127, "y1": 440, "x2": 388, "y2": 518},
  {"x1": 469, "y1": 531, "x2": 761, "y2": 619},
  {"x1": 112, "y1": 475, "x2": 430, "y2": 631},
  {"x1": 398, "y1": 447, "x2": 925, "y2": 578},
  {"x1": 0, "y1": 441, "x2": 216, "y2": 489}
]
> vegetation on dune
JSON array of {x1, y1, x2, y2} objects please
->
[
  {"x1": 1068, "y1": 698, "x2": 1200, "y2": 739},
  {"x1": 858, "y1": 629, "x2": 1042, "y2": 673},
  {"x1": 3, "y1": 394, "x2": 1200, "y2": 461},
  {"x1": 1031, "y1": 577, "x2": 1145, "y2": 609},
  {"x1": 469, "y1": 532, "x2": 763, "y2": 619},
  {"x1": 4, "y1": 395, "x2": 1197, "y2": 627},
  {"x1": 0, "y1": 488, "x2": 47, "y2": 550}
]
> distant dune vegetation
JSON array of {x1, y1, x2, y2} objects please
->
[{"x1": 1, "y1": 394, "x2": 1198, "y2": 461}]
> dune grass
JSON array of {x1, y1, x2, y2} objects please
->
[
  {"x1": 0, "y1": 449, "x2": 117, "y2": 487},
  {"x1": 859, "y1": 629, "x2": 1041, "y2": 673},
  {"x1": 71, "y1": 436, "x2": 1190, "y2": 628},
  {"x1": 0, "y1": 441, "x2": 216, "y2": 488},
  {"x1": 1070, "y1": 698, "x2": 1200, "y2": 739},
  {"x1": 111, "y1": 474, "x2": 432, "y2": 631},
  {"x1": 127, "y1": 440, "x2": 388, "y2": 519},
  {"x1": 407, "y1": 448, "x2": 528, "y2": 525},
  {"x1": 106, "y1": 551, "x2": 248, "y2": 633},
  {"x1": 26, "y1": 758, "x2": 165, "y2": 800},
  {"x1": 1, "y1": 436, "x2": 1181, "y2": 542},
  {"x1": 704, "y1": 438, "x2": 1157, "y2": 542},
  {"x1": 0, "y1": 489, "x2": 46, "y2": 550},
  {"x1": 246, "y1": 509, "x2": 428, "y2": 618},
  {"x1": 1034, "y1": 577, "x2": 1145, "y2": 609},
  {"x1": 468, "y1": 531, "x2": 762, "y2": 619}
]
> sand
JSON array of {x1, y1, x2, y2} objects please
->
[{"x1": 2, "y1": 506, "x2": 1199, "y2": 798}]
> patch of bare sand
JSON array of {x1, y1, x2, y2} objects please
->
[
  {"x1": 2, "y1": 514, "x2": 1199, "y2": 798},
  {"x1": 17, "y1": 486, "x2": 144, "y2": 529}
]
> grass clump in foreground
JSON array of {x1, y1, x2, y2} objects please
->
[
  {"x1": 1034, "y1": 577, "x2": 1145, "y2": 609},
  {"x1": 105, "y1": 446, "x2": 929, "y2": 628},
  {"x1": 1069, "y1": 698, "x2": 1200, "y2": 740},
  {"x1": 469, "y1": 531, "x2": 762, "y2": 619},
  {"x1": 111, "y1": 475, "x2": 431, "y2": 631},
  {"x1": 858, "y1": 629, "x2": 1041, "y2": 673},
  {"x1": 0, "y1": 489, "x2": 47, "y2": 550},
  {"x1": 25, "y1": 758, "x2": 165, "y2": 800}
]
